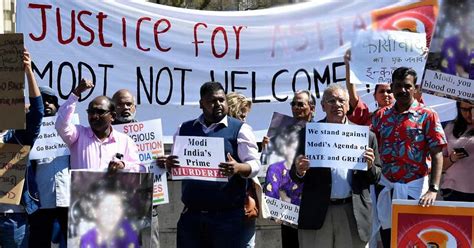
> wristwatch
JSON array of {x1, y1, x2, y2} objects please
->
[{"x1": 428, "y1": 184, "x2": 439, "y2": 193}]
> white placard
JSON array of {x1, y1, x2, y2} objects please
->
[
  {"x1": 351, "y1": 30, "x2": 426, "y2": 84},
  {"x1": 422, "y1": 70, "x2": 474, "y2": 103},
  {"x1": 29, "y1": 114, "x2": 79, "y2": 160},
  {"x1": 114, "y1": 119, "x2": 169, "y2": 205},
  {"x1": 305, "y1": 123, "x2": 369, "y2": 170},
  {"x1": 172, "y1": 136, "x2": 226, "y2": 182},
  {"x1": 265, "y1": 196, "x2": 299, "y2": 225}
]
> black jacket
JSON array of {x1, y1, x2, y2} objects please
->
[{"x1": 290, "y1": 119, "x2": 381, "y2": 242}]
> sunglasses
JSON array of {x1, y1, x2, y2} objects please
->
[
  {"x1": 290, "y1": 101, "x2": 306, "y2": 108},
  {"x1": 86, "y1": 108, "x2": 110, "y2": 117}
]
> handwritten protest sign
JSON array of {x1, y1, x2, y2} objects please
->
[
  {"x1": 17, "y1": 1, "x2": 455, "y2": 138},
  {"x1": 115, "y1": 119, "x2": 168, "y2": 205},
  {"x1": 265, "y1": 196, "x2": 299, "y2": 225},
  {"x1": 0, "y1": 144, "x2": 30, "y2": 205},
  {"x1": 391, "y1": 199, "x2": 474, "y2": 248},
  {"x1": 172, "y1": 136, "x2": 226, "y2": 182},
  {"x1": 0, "y1": 34, "x2": 25, "y2": 130},
  {"x1": 350, "y1": 30, "x2": 426, "y2": 84},
  {"x1": 29, "y1": 114, "x2": 79, "y2": 160},
  {"x1": 305, "y1": 123, "x2": 369, "y2": 170}
]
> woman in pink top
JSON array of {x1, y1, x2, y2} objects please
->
[{"x1": 441, "y1": 101, "x2": 474, "y2": 202}]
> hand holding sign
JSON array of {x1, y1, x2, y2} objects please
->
[
  {"x1": 218, "y1": 153, "x2": 249, "y2": 177},
  {"x1": 364, "y1": 147, "x2": 375, "y2": 170},
  {"x1": 295, "y1": 155, "x2": 310, "y2": 177}
]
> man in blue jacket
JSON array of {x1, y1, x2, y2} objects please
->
[{"x1": 0, "y1": 50, "x2": 44, "y2": 247}]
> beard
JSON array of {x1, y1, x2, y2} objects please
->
[{"x1": 116, "y1": 111, "x2": 136, "y2": 123}]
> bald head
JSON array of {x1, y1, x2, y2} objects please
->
[
  {"x1": 112, "y1": 89, "x2": 136, "y2": 124},
  {"x1": 87, "y1": 96, "x2": 115, "y2": 136}
]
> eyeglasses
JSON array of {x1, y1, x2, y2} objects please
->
[
  {"x1": 290, "y1": 101, "x2": 306, "y2": 108},
  {"x1": 86, "y1": 108, "x2": 110, "y2": 116},
  {"x1": 325, "y1": 98, "x2": 347, "y2": 105}
]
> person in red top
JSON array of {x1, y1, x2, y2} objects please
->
[
  {"x1": 344, "y1": 50, "x2": 424, "y2": 126},
  {"x1": 370, "y1": 67, "x2": 447, "y2": 248}
]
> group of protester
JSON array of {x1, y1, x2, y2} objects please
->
[{"x1": 0, "y1": 47, "x2": 472, "y2": 248}]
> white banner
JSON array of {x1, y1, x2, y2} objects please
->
[
  {"x1": 114, "y1": 119, "x2": 169, "y2": 205},
  {"x1": 16, "y1": 0, "x2": 455, "y2": 139},
  {"x1": 305, "y1": 123, "x2": 369, "y2": 170},
  {"x1": 351, "y1": 30, "x2": 426, "y2": 84},
  {"x1": 30, "y1": 114, "x2": 79, "y2": 160},
  {"x1": 172, "y1": 136, "x2": 226, "y2": 182}
]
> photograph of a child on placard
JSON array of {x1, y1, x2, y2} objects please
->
[{"x1": 68, "y1": 171, "x2": 152, "y2": 248}]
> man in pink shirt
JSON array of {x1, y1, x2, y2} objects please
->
[{"x1": 55, "y1": 79, "x2": 140, "y2": 172}]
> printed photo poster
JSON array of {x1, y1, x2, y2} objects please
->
[
  {"x1": 172, "y1": 136, "x2": 226, "y2": 182},
  {"x1": 305, "y1": 123, "x2": 369, "y2": 170},
  {"x1": 261, "y1": 112, "x2": 305, "y2": 226},
  {"x1": 0, "y1": 33, "x2": 25, "y2": 130},
  {"x1": 114, "y1": 119, "x2": 169, "y2": 205},
  {"x1": 392, "y1": 199, "x2": 474, "y2": 248},
  {"x1": 350, "y1": 30, "x2": 427, "y2": 85},
  {"x1": 29, "y1": 114, "x2": 79, "y2": 160},
  {"x1": 68, "y1": 171, "x2": 153, "y2": 248},
  {"x1": 0, "y1": 144, "x2": 30, "y2": 205},
  {"x1": 422, "y1": 0, "x2": 474, "y2": 103}
]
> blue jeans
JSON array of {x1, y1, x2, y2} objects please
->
[
  {"x1": 242, "y1": 219, "x2": 256, "y2": 248},
  {"x1": 0, "y1": 213, "x2": 28, "y2": 248},
  {"x1": 177, "y1": 207, "x2": 244, "y2": 248}
]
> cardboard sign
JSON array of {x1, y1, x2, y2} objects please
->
[
  {"x1": 172, "y1": 136, "x2": 226, "y2": 182},
  {"x1": 305, "y1": 123, "x2": 369, "y2": 170},
  {"x1": 392, "y1": 199, "x2": 474, "y2": 248},
  {"x1": 30, "y1": 114, "x2": 79, "y2": 160},
  {"x1": 0, "y1": 33, "x2": 25, "y2": 130},
  {"x1": 114, "y1": 119, "x2": 169, "y2": 205},
  {"x1": 0, "y1": 144, "x2": 30, "y2": 205},
  {"x1": 351, "y1": 30, "x2": 426, "y2": 84}
]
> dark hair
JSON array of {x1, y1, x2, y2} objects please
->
[
  {"x1": 200, "y1": 82, "x2": 224, "y2": 98},
  {"x1": 453, "y1": 101, "x2": 473, "y2": 138},
  {"x1": 392, "y1": 67, "x2": 417, "y2": 85}
]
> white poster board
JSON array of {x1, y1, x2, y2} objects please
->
[
  {"x1": 305, "y1": 123, "x2": 369, "y2": 170},
  {"x1": 351, "y1": 30, "x2": 426, "y2": 84},
  {"x1": 30, "y1": 114, "x2": 79, "y2": 160},
  {"x1": 265, "y1": 196, "x2": 299, "y2": 225},
  {"x1": 115, "y1": 119, "x2": 169, "y2": 205},
  {"x1": 172, "y1": 136, "x2": 226, "y2": 182}
]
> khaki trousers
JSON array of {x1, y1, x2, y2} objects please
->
[{"x1": 298, "y1": 203, "x2": 366, "y2": 248}]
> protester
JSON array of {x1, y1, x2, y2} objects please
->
[
  {"x1": 441, "y1": 101, "x2": 473, "y2": 202},
  {"x1": 226, "y1": 92, "x2": 270, "y2": 248},
  {"x1": 290, "y1": 84, "x2": 381, "y2": 248},
  {"x1": 112, "y1": 89, "x2": 137, "y2": 125},
  {"x1": 55, "y1": 79, "x2": 140, "y2": 172},
  {"x1": 112, "y1": 88, "x2": 160, "y2": 247},
  {"x1": 0, "y1": 49, "x2": 44, "y2": 248},
  {"x1": 344, "y1": 50, "x2": 395, "y2": 126},
  {"x1": 370, "y1": 67, "x2": 447, "y2": 248},
  {"x1": 28, "y1": 86, "x2": 69, "y2": 248},
  {"x1": 162, "y1": 82, "x2": 260, "y2": 248}
]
